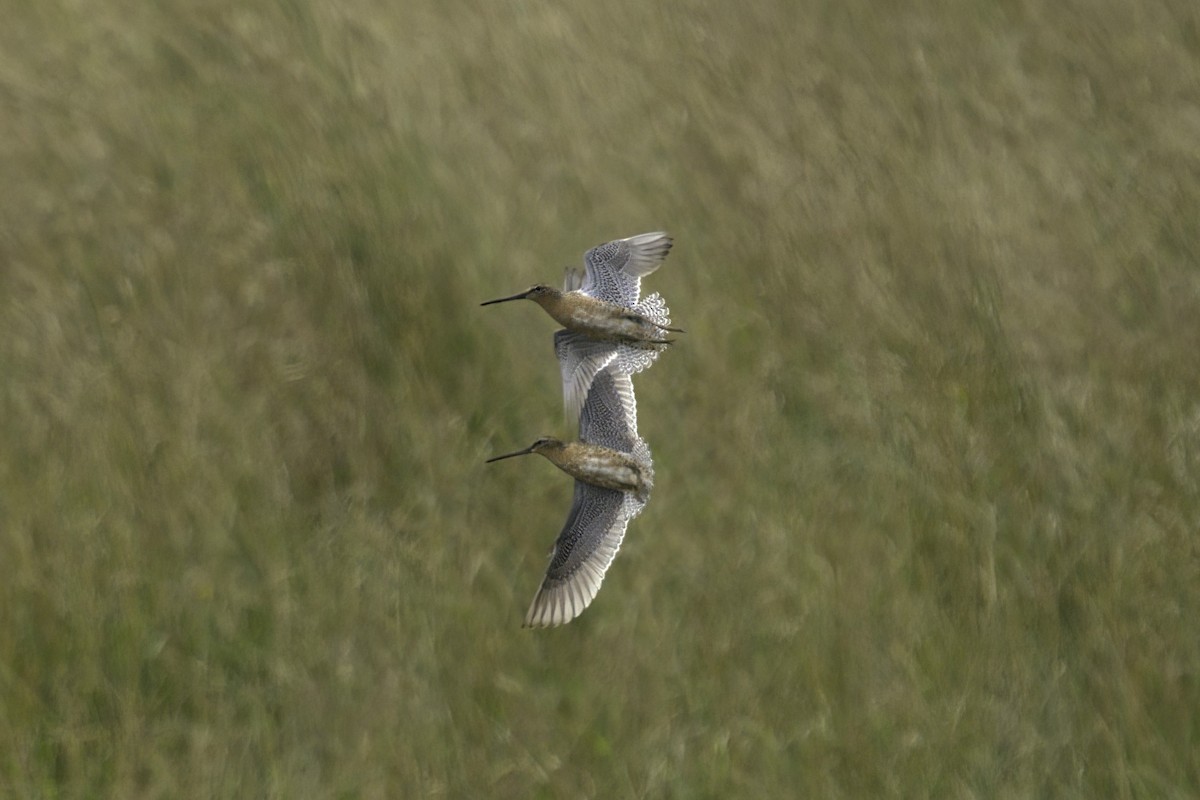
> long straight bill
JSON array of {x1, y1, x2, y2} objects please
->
[
  {"x1": 480, "y1": 290, "x2": 531, "y2": 307},
  {"x1": 485, "y1": 446, "x2": 536, "y2": 463}
]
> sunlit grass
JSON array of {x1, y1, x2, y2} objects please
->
[{"x1": 1, "y1": 0, "x2": 1198, "y2": 796}]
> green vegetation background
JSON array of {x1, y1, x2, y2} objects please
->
[{"x1": 2, "y1": 1, "x2": 1198, "y2": 796}]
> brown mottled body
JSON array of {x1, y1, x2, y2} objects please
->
[
  {"x1": 486, "y1": 437, "x2": 651, "y2": 500},
  {"x1": 536, "y1": 291, "x2": 674, "y2": 347},
  {"x1": 481, "y1": 285, "x2": 679, "y2": 347}
]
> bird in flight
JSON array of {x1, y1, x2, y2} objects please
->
[
  {"x1": 486, "y1": 368, "x2": 653, "y2": 627},
  {"x1": 482, "y1": 232, "x2": 682, "y2": 422}
]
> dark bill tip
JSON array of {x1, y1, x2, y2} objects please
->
[
  {"x1": 485, "y1": 446, "x2": 536, "y2": 463},
  {"x1": 480, "y1": 290, "x2": 530, "y2": 307}
]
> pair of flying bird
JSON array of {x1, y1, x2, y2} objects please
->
[{"x1": 483, "y1": 232, "x2": 681, "y2": 627}]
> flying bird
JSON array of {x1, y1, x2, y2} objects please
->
[
  {"x1": 486, "y1": 368, "x2": 652, "y2": 627},
  {"x1": 482, "y1": 232, "x2": 682, "y2": 422}
]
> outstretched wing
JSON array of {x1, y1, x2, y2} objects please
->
[
  {"x1": 524, "y1": 481, "x2": 630, "y2": 628},
  {"x1": 579, "y1": 368, "x2": 640, "y2": 448},
  {"x1": 555, "y1": 330, "x2": 618, "y2": 427},
  {"x1": 562, "y1": 266, "x2": 584, "y2": 292},
  {"x1": 582, "y1": 368, "x2": 654, "y2": 510},
  {"x1": 581, "y1": 232, "x2": 673, "y2": 308}
]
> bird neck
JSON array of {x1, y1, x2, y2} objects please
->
[
  {"x1": 529, "y1": 288, "x2": 563, "y2": 309},
  {"x1": 536, "y1": 446, "x2": 571, "y2": 470}
]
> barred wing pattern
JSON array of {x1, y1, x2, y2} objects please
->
[
  {"x1": 580, "y1": 232, "x2": 673, "y2": 308},
  {"x1": 555, "y1": 330, "x2": 618, "y2": 426},
  {"x1": 524, "y1": 481, "x2": 628, "y2": 628},
  {"x1": 555, "y1": 329, "x2": 668, "y2": 421},
  {"x1": 582, "y1": 368, "x2": 653, "y2": 511},
  {"x1": 549, "y1": 232, "x2": 676, "y2": 420},
  {"x1": 516, "y1": 233, "x2": 677, "y2": 628},
  {"x1": 580, "y1": 369, "x2": 638, "y2": 449},
  {"x1": 523, "y1": 370, "x2": 654, "y2": 628}
]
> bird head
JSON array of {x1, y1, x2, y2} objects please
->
[
  {"x1": 485, "y1": 437, "x2": 565, "y2": 464},
  {"x1": 480, "y1": 284, "x2": 556, "y2": 307}
]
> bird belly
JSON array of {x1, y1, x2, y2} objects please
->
[
  {"x1": 556, "y1": 296, "x2": 666, "y2": 345},
  {"x1": 573, "y1": 452, "x2": 641, "y2": 494}
]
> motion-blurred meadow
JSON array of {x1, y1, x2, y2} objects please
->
[{"x1": 3, "y1": 0, "x2": 1199, "y2": 796}]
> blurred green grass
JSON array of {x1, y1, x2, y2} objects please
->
[{"x1": 2, "y1": 0, "x2": 1199, "y2": 796}]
